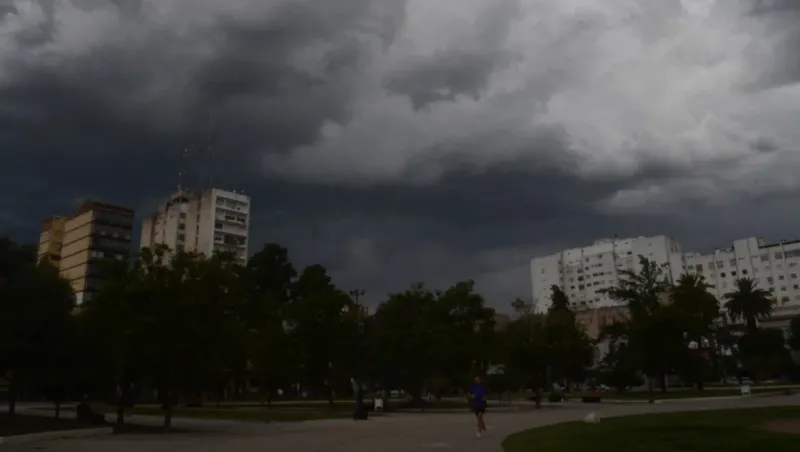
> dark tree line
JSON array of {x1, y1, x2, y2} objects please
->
[
  {"x1": 0, "y1": 237, "x2": 593, "y2": 428},
  {"x1": 3, "y1": 236, "x2": 798, "y2": 427},
  {"x1": 597, "y1": 257, "x2": 798, "y2": 401}
]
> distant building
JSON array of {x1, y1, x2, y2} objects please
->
[
  {"x1": 38, "y1": 201, "x2": 134, "y2": 305},
  {"x1": 140, "y1": 188, "x2": 250, "y2": 264},
  {"x1": 530, "y1": 235, "x2": 684, "y2": 313},
  {"x1": 574, "y1": 305, "x2": 629, "y2": 341},
  {"x1": 683, "y1": 237, "x2": 800, "y2": 335},
  {"x1": 493, "y1": 313, "x2": 511, "y2": 332},
  {"x1": 38, "y1": 216, "x2": 66, "y2": 266}
]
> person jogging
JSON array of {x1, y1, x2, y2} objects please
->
[{"x1": 468, "y1": 375, "x2": 488, "y2": 437}]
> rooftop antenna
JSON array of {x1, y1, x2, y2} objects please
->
[
  {"x1": 207, "y1": 111, "x2": 215, "y2": 190},
  {"x1": 177, "y1": 147, "x2": 188, "y2": 192}
]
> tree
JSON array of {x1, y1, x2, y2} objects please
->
[
  {"x1": 0, "y1": 237, "x2": 75, "y2": 415},
  {"x1": 601, "y1": 256, "x2": 681, "y2": 399},
  {"x1": 598, "y1": 340, "x2": 644, "y2": 393},
  {"x1": 670, "y1": 273, "x2": 720, "y2": 390},
  {"x1": 370, "y1": 283, "x2": 438, "y2": 402},
  {"x1": 370, "y1": 281, "x2": 494, "y2": 404},
  {"x1": 86, "y1": 246, "x2": 248, "y2": 429},
  {"x1": 790, "y1": 317, "x2": 800, "y2": 351},
  {"x1": 502, "y1": 312, "x2": 548, "y2": 406},
  {"x1": 245, "y1": 244, "x2": 298, "y2": 405},
  {"x1": 723, "y1": 278, "x2": 773, "y2": 337},
  {"x1": 738, "y1": 329, "x2": 791, "y2": 381},
  {"x1": 287, "y1": 265, "x2": 356, "y2": 405},
  {"x1": 543, "y1": 286, "x2": 592, "y2": 386}
]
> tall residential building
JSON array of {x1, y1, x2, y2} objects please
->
[
  {"x1": 38, "y1": 201, "x2": 134, "y2": 305},
  {"x1": 530, "y1": 235, "x2": 685, "y2": 312},
  {"x1": 38, "y1": 216, "x2": 67, "y2": 265},
  {"x1": 140, "y1": 188, "x2": 250, "y2": 263},
  {"x1": 682, "y1": 237, "x2": 800, "y2": 326}
]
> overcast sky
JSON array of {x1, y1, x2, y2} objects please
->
[{"x1": 1, "y1": 0, "x2": 800, "y2": 310}]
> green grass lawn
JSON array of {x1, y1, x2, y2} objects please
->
[
  {"x1": 503, "y1": 406, "x2": 800, "y2": 452},
  {"x1": 42, "y1": 396, "x2": 470, "y2": 424},
  {"x1": 0, "y1": 414, "x2": 90, "y2": 437},
  {"x1": 579, "y1": 386, "x2": 796, "y2": 400},
  {"x1": 126, "y1": 406, "x2": 349, "y2": 422},
  {"x1": 52, "y1": 404, "x2": 352, "y2": 422}
]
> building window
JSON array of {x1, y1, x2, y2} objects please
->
[
  {"x1": 731, "y1": 271, "x2": 736, "y2": 276},
  {"x1": 716, "y1": 261, "x2": 724, "y2": 268},
  {"x1": 178, "y1": 223, "x2": 186, "y2": 230},
  {"x1": 775, "y1": 252, "x2": 783, "y2": 259},
  {"x1": 180, "y1": 212, "x2": 186, "y2": 219},
  {"x1": 767, "y1": 277, "x2": 774, "y2": 284},
  {"x1": 742, "y1": 269, "x2": 748, "y2": 275},
  {"x1": 720, "y1": 272, "x2": 726, "y2": 278},
  {"x1": 792, "y1": 273, "x2": 798, "y2": 279},
  {"x1": 729, "y1": 259, "x2": 736, "y2": 266},
  {"x1": 779, "y1": 275, "x2": 785, "y2": 280}
]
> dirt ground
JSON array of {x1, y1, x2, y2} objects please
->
[{"x1": 760, "y1": 419, "x2": 800, "y2": 434}]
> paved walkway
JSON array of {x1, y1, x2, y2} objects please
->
[{"x1": 4, "y1": 394, "x2": 799, "y2": 452}]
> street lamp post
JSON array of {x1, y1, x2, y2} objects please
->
[{"x1": 349, "y1": 289, "x2": 367, "y2": 420}]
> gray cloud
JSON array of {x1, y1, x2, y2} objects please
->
[{"x1": 2, "y1": 0, "x2": 800, "y2": 310}]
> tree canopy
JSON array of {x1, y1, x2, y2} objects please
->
[{"x1": 2, "y1": 235, "x2": 797, "y2": 425}]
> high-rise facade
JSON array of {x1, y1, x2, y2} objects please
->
[
  {"x1": 530, "y1": 235, "x2": 685, "y2": 312},
  {"x1": 682, "y1": 237, "x2": 800, "y2": 322},
  {"x1": 531, "y1": 234, "x2": 800, "y2": 334},
  {"x1": 38, "y1": 216, "x2": 66, "y2": 266},
  {"x1": 38, "y1": 201, "x2": 134, "y2": 305},
  {"x1": 140, "y1": 188, "x2": 250, "y2": 264}
]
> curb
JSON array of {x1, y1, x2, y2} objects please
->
[{"x1": 0, "y1": 427, "x2": 112, "y2": 446}]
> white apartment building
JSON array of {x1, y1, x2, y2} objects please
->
[
  {"x1": 682, "y1": 237, "x2": 800, "y2": 322},
  {"x1": 530, "y1": 235, "x2": 685, "y2": 312},
  {"x1": 140, "y1": 188, "x2": 250, "y2": 264}
]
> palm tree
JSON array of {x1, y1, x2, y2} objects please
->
[
  {"x1": 723, "y1": 278, "x2": 773, "y2": 336},
  {"x1": 671, "y1": 273, "x2": 719, "y2": 340}
]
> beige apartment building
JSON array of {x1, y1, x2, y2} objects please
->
[
  {"x1": 140, "y1": 188, "x2": 250, "y2": 264},
  {"x1": 38, "y1": 216, "x2": 67, "y2": 266},
  {"x1": 574, "y1": 305, "x2": 630, "y2": 340},
  {"x1": 38, "y1": 201, "x2": 134, "y2": 305}
]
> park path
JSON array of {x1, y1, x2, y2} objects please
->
[{"x1": 4, "y1": 394, "x2": 800, "y2": 452}]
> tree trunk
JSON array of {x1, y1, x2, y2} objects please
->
[
  {"x1": 659, "y1": 373, "x2": 667, "y2": 393},
  {"x1": 647, "y1": 376, "x2": 654, "y2": 404},
  {"x1": 7, "y1": 380, "x2": 16, "y2": 415},
  {"x1": 163, "y1": 406, "x2": 173, "y2": 432},
  {"x1": 116, "y1": 402, "x2": 125, "y2": 425},
  {"x1": 534, "y1": 388, "x2": 542, "y2": 409},
  {"x1": 54, "y1": 400, "x2": 61, "y2": 420},
  {"x1": 328, "y1": 385, "x2": 335, "y2": 406},
  {"x1": 746, "y1": 317, "x2": 758, "y2": 337},
  {"x1": 163, "y1": 392, "x2": 174, "y2": 432}
]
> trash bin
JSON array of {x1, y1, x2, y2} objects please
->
[
  {"x1": 374, "y1": 398, "x2": 384, "y2": 412},
  {"x1": 740, "y1": 384, "x2": 751, "y2": 396}
]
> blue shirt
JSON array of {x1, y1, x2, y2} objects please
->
[{"x1": 470, "y1": 384, "x2": 487, "y2": 408}]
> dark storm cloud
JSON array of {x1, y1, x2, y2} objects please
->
[
  {"x1": 384, "y1": 51, "x2": 510, "y2": 110},
  {"x1": 3, "y1": 0, "x2": 800, "y2": 310}
]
